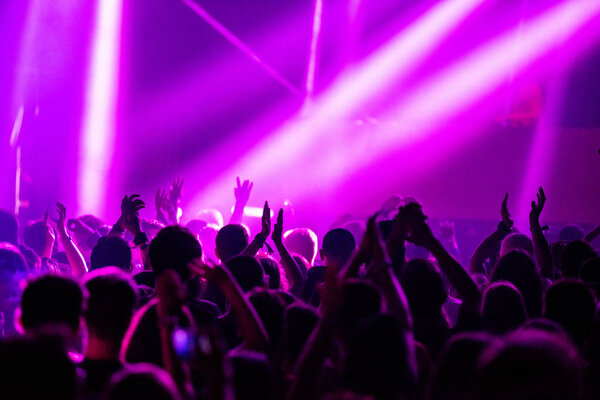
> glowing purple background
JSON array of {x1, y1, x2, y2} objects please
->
[{"x1": 1, "y1": 0, "x2": 599, "y2": 232}]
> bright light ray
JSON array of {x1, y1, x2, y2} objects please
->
[
  {"x1": 304, "y1": 0, "x2": 323, "y2": 101},
  {"x1": 514, "y1": 75, "x2": 566, "y2": 230},
  {"x1": 187, "y1": 0, "x2": 484, "y2": 212},
  {"x1": 79, "y1": 0, "x2": 122, "y2": 216},
  {"x1": 315, "y1": 0, "x2": 485, "y2": 119},
  {"x1": 316, "y1": 0, "x2": 600, "y2": 191},
  {"x1": 386, "y1": 0, "x2": 600, "y2": 135},
  {"x1": 182, "y1": 0, "x2": 300, "y2": 95}
]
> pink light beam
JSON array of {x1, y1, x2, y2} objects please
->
[
  {"x1": 304, "y1": 0, "x2": 323, "y2": 103},
  {"x1": 187, "y1": 0, "x2": 485, "y2": 212},
  {"x1": 181, "y1": 0, "x2": 300, "y2": 96},
  {"x1": 79, "y1": 0, "x2": 122, "y2": 216}
]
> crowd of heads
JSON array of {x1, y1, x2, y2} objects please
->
[{"x1": 0, "y1": 182, "x2": 599, "y2": 400}]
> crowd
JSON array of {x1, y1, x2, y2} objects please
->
[{"x1": 0, "y1": 177, "x2": 599, "y2": 400}]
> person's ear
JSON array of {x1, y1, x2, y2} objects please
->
[
  {"x1": 215, "y1": 247, "x2": 221, "y2": 261},
  {"x1": 320, "y1": 249, "x2": 325, "y2": 262},
  {"x1": 13, "y1": 307, "x2": 24, "y2": 335}
]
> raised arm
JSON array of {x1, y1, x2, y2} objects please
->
[
  {"x1": 469, "y1": 193, "x2": 513, "y2": 275},
  {"x1": 121, "y1": 195, "x2": 150, "y2": 266},
  {"x1": 405, "y1": 203, "x2": 481, "y2": 307},
  {"x1": 386, "y1": 208, "x2": 408, "y2": 276},
  {"x1": 189, "y1": 260, "x2": 269, "y2": 353},
  {"x1": 56, "y1": 202, "x2": 87, "y2": 278},
  {"x1": 530, "y1": 187, "x2": 553, "y2": 279},
  {"x1": 242, "y1": 201, "x2": 270, "y2": 257},
  {"x1": 168, "y1": 177, "x2": 184, "y2": 224},
  {"x1": 341, "y1": 214, "x2": 377, "y2": 279},
  {"x1": 229, "y1": 177, "x2": 253, "y2": 225},
  {"x1": 289, "y1": 264, "x2": 341, "y2": 400},
  {"x1": 156, "y1": 270, "x2": 194, "y2": 398},
  {"x1": 272, "y1": 208, "x2": 304, "y2": 293},
  {"x1": 367, "y1": 215, "x2": 412, "y2": 333},
  {"x1": 585, "y1": 225, "x2": 600, "y2": 243}
]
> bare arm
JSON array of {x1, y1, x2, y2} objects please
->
[
  {"x1": 469, "y1": 193, "x2": 513, "y2": 275},
  {"x1": 229, "y1": 177, "x2": 253, "y2": 225},
  {"x1": 585, "y1": 225, "x2": 600, "y2": 243},
  {"x1": 190, "y1": 260, "x2": 269, "y2": 353},
  {"x1": 242, "y1": 201, "x2": 270, "y2": 257},
  {"x1": 406, "y1": 204, "x2": 481, "y2": 307},
  {"x1": 289, "y1": 265, "x2": 341, "y2": 400},
  {"x1": 272, "y1": 209, "x2": 304, "y2": 291},
  {"x1": 156, "y1": 271, "x2": 194, "y2": 398},
  {"x1": 56, "y1": 203, "x2": 87, "y2": 278},
  {"x1": 530, "y1": 187, "x2": 553, "y2": 279}
]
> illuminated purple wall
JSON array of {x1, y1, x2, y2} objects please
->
[{"x1": 2, "y1": 0, "x2": 600, "y2": 230}]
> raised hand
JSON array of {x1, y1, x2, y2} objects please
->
[
  {"x1": 258, "y1": 201, "x2": 271, "y2": 242},
  {"x1": 56, "y1": 202, "x2": 68, "y2": 237},
  {"x1": 234, "y1": 177, "x2": 253, "y2": 206},
  {"x1": 529, "y1": 186, "x2": 546, "y2": 229},
  {"x1": 55, "y1": 202, "x2": 88, "y2": 276},
  {"x1": 500, "y1": 193, "x2": 514, "y2": 229},
  {"x1": 319, "y1": 261, "x2": 344, "y2": 321},
  {"x1": 404, "y1": 203, "x2": 436, "y2": 249},
  {"x1": 155, "y1": 189, "x2": 170, "y2": 223},
  {"x1": 121, "y1": 194, "x2": 145, "y2": 235},
  {"x1": 40, "y1": 211, "x2": 56, "y2": 258},
  {"x1": 168, "y1": 177, "x2": 184, "y2": 208},
  {"x1": 188, "y1": 258, "x2": 230, "y2": 287},
  {"x1": 271, "y1": 208, "x2": 284, "y2": 245}
]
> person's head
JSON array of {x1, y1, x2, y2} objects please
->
[
  {"x1": 580, "y1": 257, "x2": 600, "y2": 297},
  {"x1": 320, "y1": 228, "x2": 356, "y2": 268},
  {"x1": 482, "y1": 282, "x2": 527, "y2": 334},
  {"x1": 291, "y1": 254, "x2": 310, "y2": 276},
  {"x1": 248, "y1": 288, "x2": 286, "y2": 349},
  {"x1": 194, "y1": 224, "x2": 219, "y2": 262},
  {"x1": 90, "y1": 236, "x2": 132, "y2": 272},
  {"x1": 149, "y1": 225, "x2": 202, "y2": 282},
  {"x1": 0, "y1": 210, "x2": 18, "y2": 245},
  {"x1": 107, "y1": 363, "x2": 181, "y2": 400},
  {"x1": 0, "y1": 244, "x2": 29, "y2": 337},
  {"x1": 544, "y1": 279, "x2": 596, "y2": 346},
  {"x1": 283, "y1": 228, "x2": 318, "y2": 265},
  {"x1": 473, "y1": 330, "x2": 585, "y2": 400},
  {"x1": 82, "y1": 267, "x2": 137, "y2": 349},
  {"x1": 401, "y1": 259, "x2": 446, "y2": 316},
  {"x1": 561, "y1": 239, "x2": 597, "y2": 278},
  {"x1": 0, "y1": 243, "x2": 29, "y2": 304},
  {"x1": 0, "y1": 334, "x2": 76, "y2": 400},
  {"x1": 258, "y1": 255, "x2": 282, "y2": 289},
  {"x1": 283, "y1": 303, "x2": 319, "y2": 365},
  {"x1": 344, "y1": 313, "x2": 416, "y2": 400},
  {"x1": 196, "y1": 209, "x2": 224, "y2": 228},
  {"x1": 492, "y1": 250, "x2": 542, "y2": 317},
  {"x1": 225, "y1": 255, "x2": 264, "y2": 292},
  {"x1": 20, "y1": 275, "x2": 84, "y2": 336},
  {"x1": 215, "y1": 224, "x2": 249, "y2": 262},
  {"x1": 430, "y1": 332, "x2": 494, "y2": 400},
  {"x1": 341, "y1": 220, "x2": 366, "y2": 246},
  {"x1": 230, "y1": 351, "x2": 272, "y2": 400},
  {"x1": 340, "y1": 279, "x2": 382, "y2": 340},
  {"x1": 559, "y1": 225, "x2": 585, "y2": 242},
  {"x1": 23, "y1": 219, "x2": 54, "y2": 257},
  {"x1": 500, "y1": 233, "x2": 534, "y2": 258}
]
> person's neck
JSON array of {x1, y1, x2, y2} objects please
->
[{"x1": 85, "y1": 336, "x2": 121, "y2": 361}]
